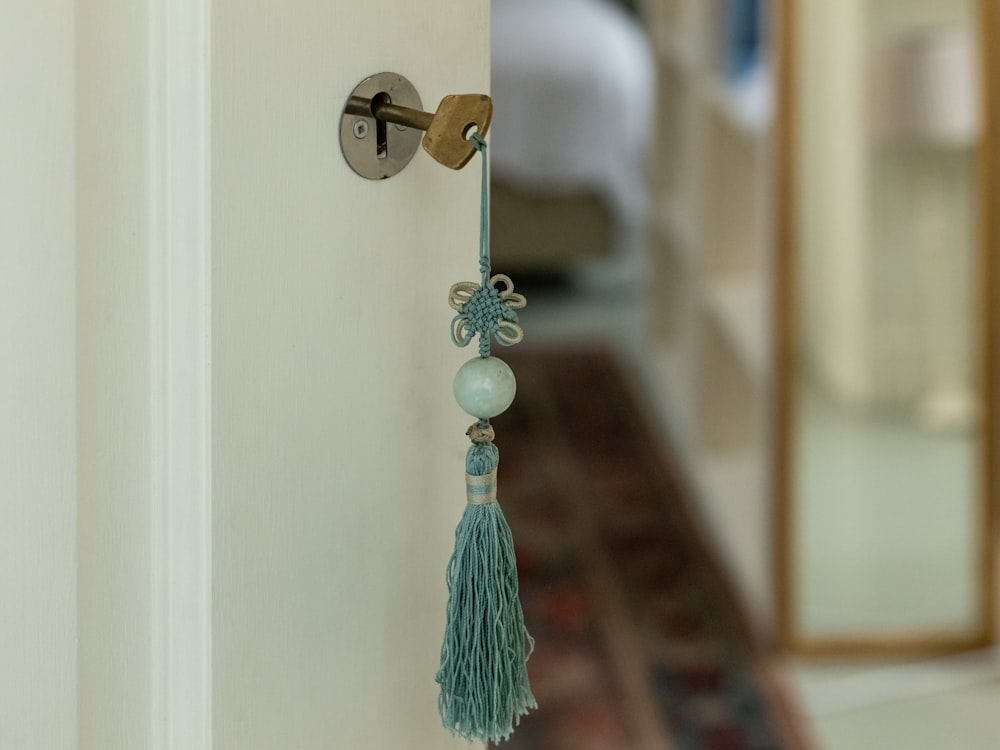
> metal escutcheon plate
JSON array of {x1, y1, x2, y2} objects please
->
[{"x1": 340, "y1": 72, "x2": 423, "y2": 180}]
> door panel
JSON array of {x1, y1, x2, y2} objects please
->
[
  {"x1": 1, "y1": 2, "x2": 77, "y2": 747},
  {"x1": 211, "y1": 1, "x2": 488, "y2": 747}
]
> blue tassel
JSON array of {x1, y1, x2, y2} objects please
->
[
  {"x1": 436, "y1": 438, "x2": 537, "y2": 744},
  {"x1": 438, "y1": 134, "x2": 535, "y2": 743}
]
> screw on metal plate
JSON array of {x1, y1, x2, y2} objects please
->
[{"x1": 353, "y1": 120, "x2": 369, "y2": 139}]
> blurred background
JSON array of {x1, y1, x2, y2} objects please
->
[
  {"x1": 3, "y1": 0, "x2": 997, "y2": 746},
  {"x1": 488, "y1": 0, "x2": 1000, "y2": 747}
]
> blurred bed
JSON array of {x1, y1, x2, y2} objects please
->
[{"x1": 489, "y1": 0, "x2": 655, "y2": 276}]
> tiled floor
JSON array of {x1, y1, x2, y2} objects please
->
[
  {"x1": 794, "y1": 652, "x2": 1000, "y2": 750},
  {"x1": 516, "y1": 267, "x2": 1000, "y2": 750},
  {"x1": 811, "y1": 681, "x2": 1000, "y2": 750}
]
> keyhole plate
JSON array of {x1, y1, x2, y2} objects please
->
[{"x1": 340, "y1": 72, "x2": 423, "y2": 180}]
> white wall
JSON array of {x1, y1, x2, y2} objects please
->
[
  {"x1": 798, "y1": 0, "x2": 981, "y2": 409},
  {"x1": 797, "y1": 0, "x2": 870, "y2": 402},
  {"x1": 0, "y1": 2, "x2": 78, "y2": 748}
]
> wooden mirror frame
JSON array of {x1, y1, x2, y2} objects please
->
[{"x1": 774, "y1": 0, "x2": 999, "y2": 656}]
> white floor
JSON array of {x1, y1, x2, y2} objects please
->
[
  {"x1": 516, "y1": 266, "x2": 1000, "y2": 750},
  {"x1": 793, "y1": 651, "x2": 1000, "y2": 750}
]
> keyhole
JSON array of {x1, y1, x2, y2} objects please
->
[
  {"x1": 340, "y1": 72, "x2": 424, "y2": 179},
  {"x1": 371, "y1": 92, "x2": 390, "y2": 160}
]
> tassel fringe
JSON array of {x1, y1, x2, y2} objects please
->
[{"x1": 436, "y1": 441, "x2": 537, "y2": 744}]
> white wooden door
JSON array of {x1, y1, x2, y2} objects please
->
[
  {"x1": 209, "y1": 2, "x2": 488, "y2": 748},
  {"x1": 3, "y1": 0, "x2": 488, "y2": 748}
]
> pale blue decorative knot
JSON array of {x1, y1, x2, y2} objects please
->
[
  {"x1": 470, "y1": 132, "x2": 488, "y2": 153},
  {"x1": 449, "y1": 274, "x2": 526, "y2": 351},
  {"x1": 446, "y1": 131, "x2": 527, "y2": 357}
]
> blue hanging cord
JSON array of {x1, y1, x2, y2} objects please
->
[
  {"x1": 470, "y1": 133, "x2": 490, "y2": 287},
  {"x1": 471, "y1": 136, "x2": 492, "y2": 436},
  {"x1": 470, "y1": 133, "x2": 493, "y2": 359}
]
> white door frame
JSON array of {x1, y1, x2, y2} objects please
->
[{"x1": 148, "y1": 0, "x2": 213, "y2": 746}]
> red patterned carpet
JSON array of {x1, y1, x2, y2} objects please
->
[{"x1": 490, "y1": 348, "x2": 810, "y2": 750}]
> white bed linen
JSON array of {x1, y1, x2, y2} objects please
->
[{"x1": 490, "y1": 0, "x2": 655, "y2": 224}]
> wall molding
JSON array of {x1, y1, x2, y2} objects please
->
[{"x1": 148, "y1": 0, "x2": 213, "y2": 746}]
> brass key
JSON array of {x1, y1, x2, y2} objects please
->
[{"x1": 371, "y1": 93, "x2": 493, "y2": 170}]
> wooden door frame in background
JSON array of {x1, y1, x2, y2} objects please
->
[{"x1": 774, "y1": 0, "x2": 999, "y2": 656}]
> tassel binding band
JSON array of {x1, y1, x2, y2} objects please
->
[{"x1": 466, "y1": 470, "x2": 498, "y2": 505}]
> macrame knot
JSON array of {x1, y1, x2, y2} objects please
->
[
  {"x1": 449, "y1": 274, "x2": 526, "y2": 349},
  {"x1": 467, "y1": 285, "x2": 505, "y2": 334},
  {"x1": 467, "y1": 422, "x2": 496, "y2": 445}
]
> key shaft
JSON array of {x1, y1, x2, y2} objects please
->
[{"x1": 371, "y1": 99, "x2": 435, "y2": 132}]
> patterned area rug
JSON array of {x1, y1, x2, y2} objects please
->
[{"x1": 491, "y1": 348, "x2": 810, "y2": 750}]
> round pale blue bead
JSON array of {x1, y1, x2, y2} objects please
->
[{"x1": 453, "y1": 356, "x2": 517, "y2": 418}]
